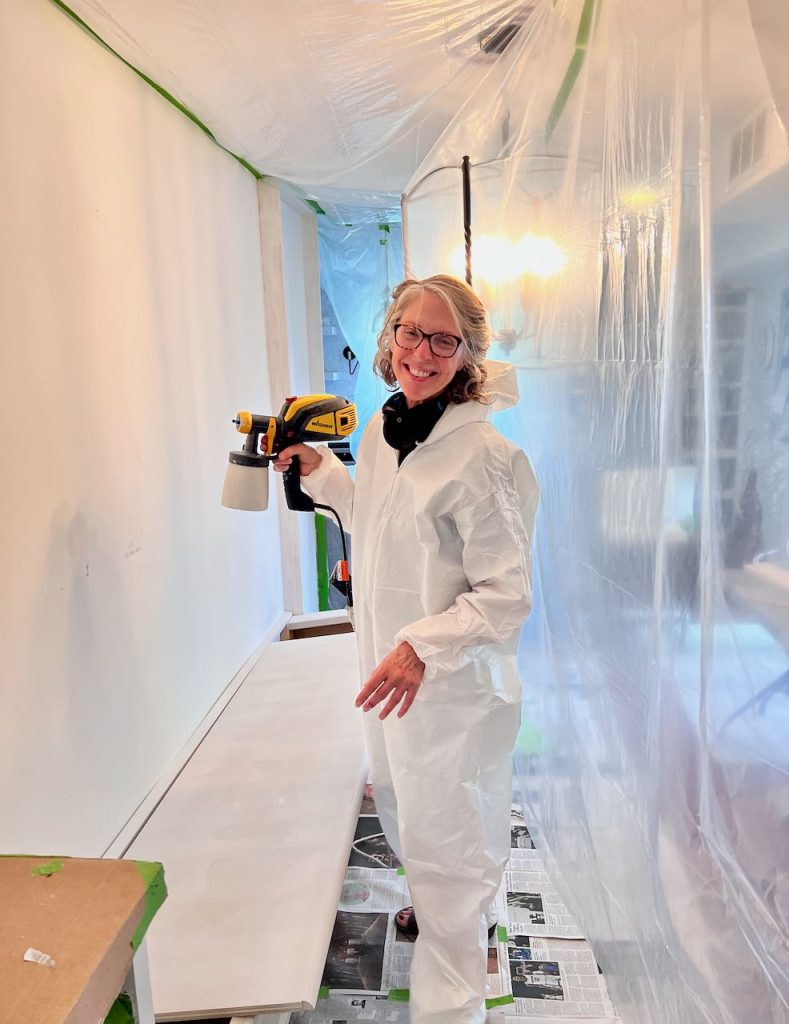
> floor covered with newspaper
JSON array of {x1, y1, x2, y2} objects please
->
[{"x1": 292, "y1": 786, "x2": 620, "y2": 1024}]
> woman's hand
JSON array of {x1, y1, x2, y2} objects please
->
[
  {"x1": 273, "y1": 443, "x2": 322, "y2": 477},
  {"x1": 356, "y1": 642, "x2": 425, "y2": 719}
]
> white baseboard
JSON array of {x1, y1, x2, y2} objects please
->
[{"x1": 102, "y1": 611, "x2": 292, "y2": 859}]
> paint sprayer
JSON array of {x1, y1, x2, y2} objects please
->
[{"x1": 222, "y1": 394, "x2": 357, "y2": 608}]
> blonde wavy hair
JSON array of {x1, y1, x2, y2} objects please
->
[{"x1": 373, "y1": 275, "x2": 490, "y2": 404}]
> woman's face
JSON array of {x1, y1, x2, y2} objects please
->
[{"x1": 390, "y1": 292, "x2": 465, "y2": 408}]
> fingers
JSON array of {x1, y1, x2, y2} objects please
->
[
  {"x1": 379, "y1": 687, "x2": 406, "y2": 720},
  {"x1": 355, "y1": 670, "x2": 385, "y2": 708},
  {"x1": 397, "y1": 682, "x2": 420, "y2": 718},
  {"x1": 272, "y1": 444, "x2": 302, "y2": 473},
  {"x1": 359, "y1": 678, "x2": 394, "y2": 712}
]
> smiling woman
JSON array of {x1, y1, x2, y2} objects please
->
[
  {"x1": 373, "y1": 275, "x2": 491, "y2": 406},
  {"x1": 274, "y1": 274, "x2": 539, "y2": 1024}
]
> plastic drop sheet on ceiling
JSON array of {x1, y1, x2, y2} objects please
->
[
  {"x1": 59, "y1": 0, "x2": 535, "y2": 196},
  {"x1": 395, "y1": 0, "x2": 789, "y2": 1022}
]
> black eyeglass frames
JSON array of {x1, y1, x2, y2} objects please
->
[{"x1": 392, "y1": 323, "x2": 463, "y2": 358}]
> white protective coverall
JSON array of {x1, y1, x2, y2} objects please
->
[{"x1": 303, "y1": 361, "x2": 539, "y2": 1024}]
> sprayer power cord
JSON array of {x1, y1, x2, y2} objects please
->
[{"x1": 313, "y1": 502, "x2": 352, "y2": 607}]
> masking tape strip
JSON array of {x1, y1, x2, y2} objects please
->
[
  {"x1": 131, "y1": 862, "x2": 167, "y2": 951},
  {"x1": 486, "y1": 995, "x2": 516, "y2": 1009},
  {"x1": 497, "y1": 924, "x2": 508, "y2": 942},
  {"x1": 387, "y1": 989, "x2": 410, "y2": 1002},
  {"x1": 318, "y1": 986, "x2": 331, "y2": 999},
  {"x1": 31, "y1": 860, "x2": 64, "y2": 877},
  {"x1": 396, "y1": 866, "x2": 407, "y2": 876},
  {"x1": 49, "y1": 0, "x2": 264, "y2": 181}
]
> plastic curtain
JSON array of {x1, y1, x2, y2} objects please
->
[
  {"x1": 403, "y1": 2, "x2": 788, "y2": 1023},
  {"x1": 318, "y1": 219, "x2": 404, "y2": 458}
]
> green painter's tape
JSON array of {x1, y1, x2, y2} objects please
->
[
  {"x1": 130, "y1": 862, "x2": 167, "y2": 951},
  {"x1": 318, "y1": 986, "x2": 331, "y2": 999},
  {"x1": 103, "y1": 994, "x2": 134, "y2": 1024},
  {"x1": 497, "y1": 924, "x2": 508, "y2": 943},
  {"x1": 486, "y1": 995, "x2": 515, "y2": 1009},
  {"x1": 388, "y1": 989, "x2": 410, "y2": 1002},
  {"x1": 396, "y1": 866, "x2": 407, "y2": 876},
  {"x1": 31, "y1": 860, "x2": 64, "y2": 877},
  {"x1": 306, "y1": 199, "x2": 327, "y2": 216},
  {"x1": 48, "y1": 0, "x2": 265, "y2": 181},
  {"x1": 315, "y1": 514, "x2": 330, "y2": 611},
  {"x1": 545, "y1": 0, "x2": 598, "y2": 136}
]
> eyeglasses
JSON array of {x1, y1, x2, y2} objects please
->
[{"x1": 393, "y1": 322, "x2": 462, "y2": 358}]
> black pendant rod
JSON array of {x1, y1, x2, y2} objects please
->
[{"x1": 462, "y1": 155, "x2": 472, "y2": 287}]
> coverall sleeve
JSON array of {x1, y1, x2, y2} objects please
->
[
  {"x1": 300, "y1": 445, "x2": 354, "y2": 527},
  {"x1": 395, "y1": 453, "x2": 539, "y2": 683}
]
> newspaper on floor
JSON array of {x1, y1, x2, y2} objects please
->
[
  {"x1": 340, "y1": 868, "x2": 411, "y2": 914},
  {"x1": 492, "y1": 1016, "x2": 620, "y2": 1024},
  {"x1": 500, "y1": 867, "x2": 584, "y2": 939},
  {"x1": 497, "y1": 933, "x2": 615, "y2": 1018},
  {"x1": 294, "y1": 993, "x2": 411, "y2": 1024},
  {"x1": 320, "y1": 909, "x2": 415, "y2": 996}
]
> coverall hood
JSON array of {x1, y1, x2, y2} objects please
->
[{"x1": 416, "y1": 360, "x2": 520, "y2": 451}]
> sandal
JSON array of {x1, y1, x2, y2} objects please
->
[{"x1": 394, "y1": 906, "x2": 498, "y2": 940}]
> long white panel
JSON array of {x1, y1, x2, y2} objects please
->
[{"x1": 127, "y1": 634, "x2": 366, "y2": 1019}]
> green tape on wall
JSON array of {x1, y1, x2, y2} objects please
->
[
  {"x1": 49, "y1": 0, "x2": 264, "y2": 180},
  {"x1": 315, "y1": 513, "x2": 330, "y2": 611}
]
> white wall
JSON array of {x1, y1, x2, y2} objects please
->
[{"x1": 0, "y1": 0, "x2": 284, "y2": 855}]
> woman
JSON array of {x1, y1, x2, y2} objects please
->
[{"x1": 275, "y1": 275, "x2": 539, "y2": 1024}]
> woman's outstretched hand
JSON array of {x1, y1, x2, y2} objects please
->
[{"x1": 356, "y1": 642, "x2": 425, "y2": 719}]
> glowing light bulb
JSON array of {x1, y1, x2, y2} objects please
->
[
  {"x1": 620, "y1": 186, "x2": 662, "y2": 210},
  {"x1": 448, "y1": 232, "x2": 567, "y2": 284},
  {"x1": 515, "y1": 233, "x2": 568, "y2": 279}
]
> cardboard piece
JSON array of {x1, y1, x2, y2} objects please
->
[{"x1": 0, "y1": 856, "x2": 166, "y2": 1024}]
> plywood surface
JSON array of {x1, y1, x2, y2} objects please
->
[
  {"x1": 127, "y1": 633, "x2": 366, "y2": 1019},
  {"x1": 0, "y1": 857, "x2": 151, "y2": 1024}
]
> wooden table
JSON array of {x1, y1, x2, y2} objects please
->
[{"x1": 0, "y1": 856, "x2": 165, "y2": 1024}]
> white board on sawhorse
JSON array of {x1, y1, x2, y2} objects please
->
[{"x1": 128, "y1": 633, "x2": 365, "y2": 1019}]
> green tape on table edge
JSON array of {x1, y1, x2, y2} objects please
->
[
  {"x1": 486, "y1": 995, "x2": 515, "y2": 1008},
  {"x1": 497, "y1": 924, "x2": 508, "y2": 942},
  {"x1": 131, "y1": 862, "x2": 167, "y2": 951},
  {"x1": 31, "y1": 859, "x2": 65, "y2": 877},
  {"x1": 318, "y1": 986, "x2": 331, "y2": 999},
  {"x1": 396, "y1": 866, "x2": 407, "y2": 876},
  {"x1": 104, "y1": 993, "x2": 134, "y2": 1024},
  {"x1": 388, "y1": 989, "x2": 410, "y2": 1002}
]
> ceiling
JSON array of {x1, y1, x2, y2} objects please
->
[{"x1": 62, "y1": 0, "x2": 535, "y2": 203}]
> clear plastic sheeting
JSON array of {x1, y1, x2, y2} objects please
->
[
  {"x1": 402, "y1": 1, "x2": 789, "y2": 1022},
  {"x1": 318, "y1": 219, "x2": 404, "y2": 458},
  {"x1": 59, "y1": 0, "x2": 538, "y2": 200}
]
